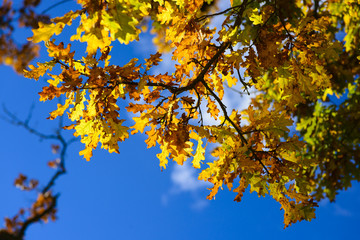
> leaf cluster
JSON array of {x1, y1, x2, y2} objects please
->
[{"x1": 7, "y1": 0, "x2": 360, "y2": 228}]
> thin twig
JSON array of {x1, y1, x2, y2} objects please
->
[
  {"x1": 224, "y1": 82, "x2": 258, "y2": 95},
  {"x1": 41, "y1": 0, "x2": 73, "y2": 14},
  {"x1": 1, "y1": 105, "x2": 77, "y2": 239},
  {"x1": 196, "y1": 4, "x2": 244, "y2": 22},
  {"x1": 236, "y1": 68, "x2": 250, "y2": 95},
  {"x1": 2, "y1": 104, "x2": 58, "y2": 140},
  {"x1": 200, "y1": 77, "x2": 269, "y2": 174}
]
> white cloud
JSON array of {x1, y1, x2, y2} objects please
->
[
  {"x1": 161, "y1": 161, "x2": 212, "y2": 210},
  {"x1": 170, "y1": 161, "x2": 211, "y2": 193},
  {"x1": 333, "y1": 204, "x2": 352, "y2": 217},
  {"x1": 190, "y1": 198, "x2": 209, "y2": 211}
]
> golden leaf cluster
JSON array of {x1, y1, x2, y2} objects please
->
[{"x1": 23, "y1": 0, "x2": 360, "y2": 228}]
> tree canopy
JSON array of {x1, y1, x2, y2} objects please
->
[{"x1": 2, "y1": 0, "x2": 360, "y2": 234}]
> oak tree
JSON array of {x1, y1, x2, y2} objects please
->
[{"x1": 2, "y1": 0, "x2": 360, "y2": 235}]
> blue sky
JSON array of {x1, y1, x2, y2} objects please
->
[{"x1": 1, "y1": 1, "x2": 359, "y2": 239}]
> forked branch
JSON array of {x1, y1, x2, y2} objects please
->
[{"x1": 0, "y1": 106, "x2": 76, "y2": 239}]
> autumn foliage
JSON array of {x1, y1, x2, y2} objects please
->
[
  {"x1": 0, "y1": 0, "x2": 50, "y2": 73},
  {"x1": 2, "y1": 0, "x2": 360, "y2": 235}
]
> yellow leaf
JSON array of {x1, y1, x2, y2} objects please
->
[
  {"x1": 47, "y1": 74, "x2": 62, "y2": 87},
  {"x1": 280, "y1": 151, "x2": 299, "y2": 164},
  {"x1": 79, "y1": 147, "x2": 93, "y2": 161},
  {"x1": 29, "y1": 22, "x2": 64, "y2": 43},
  {"x1": 157, "y1": 1, "x2": 174, "y2": 24},
  {"x1": 222, "y1": 72, "x2": 237, "y2": 87},
  {"x1": 249, "y1": 9, "x2": 263, "y2": 25},
  {"x1": 192, "y1": 137, "x2": 205, "y2": 169},
  {"x1": 131, "y1": 115, "x2": 149, "y2": 134},
  {"x1": 53, "y1": 10, "x2": 82, "y2": 26},
  {"x1": 145, "y1": 125, "x2": 158, "y2": 148},
  {"x1": 68, "y1": 90, "x2": 86, "y2": 121},
  {"x1": 24, "y1": 62, "x2": 52, "y2": 81},
  {"x1": 322, "y1": 88, "x2": 339, "y2": 101},
  {"x1": 74, "y1": 119, "x2": 95, "y2": 137},
  {"x1": 157, "y1": 143, "x2": 169, "y2": 169}
]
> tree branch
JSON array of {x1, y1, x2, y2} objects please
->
[
  {"x1": 17, "y1": 194, "x2": 59, "y2": 239},
  {"x1": 199, "y1": 77, "x2": 270, "y2": 174},
  {"x1": 1, "y1": 105, "x2": 76, "y2": 239}
]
